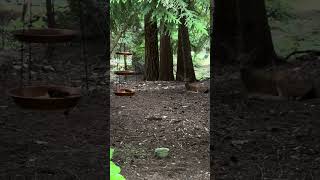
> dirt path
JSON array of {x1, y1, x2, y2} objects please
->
[{"x1": 110, "y1": 81, "x2": 210, "y2": 180}]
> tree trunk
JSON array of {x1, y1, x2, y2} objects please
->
[
  {"x1": 237, "y1": 0, "x2": 278, "y2": 68},
  {"x1": 67, "y1": 0, "x2": 107, "y2": 40},
  {"x1": 212, "y1": 0, "x2": 239, "y2": 65},
  {"x1": 45, "y1": 0, "x2": 56, "y2": 58},
  {"x1": 46, "y1": 0, "x2": 55, "y2": 28},
  {"x1": 144, "y1": 12, "x2": 159, "y2": 81},
  {"x1": 176, "y1": 16, "x2": 196, "y2": 82},
  {"x1": 176, "y1": 25, "x2": 184, "y2": 81},
  {"x1": 159, "y1": 24, "x2": 174, "y2": 81}
]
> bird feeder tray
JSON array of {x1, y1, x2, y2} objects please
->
[
  {"x1": 7, "y1": 85, "x2": 81, "y2": 111},
  {"x1": 116, "y1": 52, "x2": 133, "y2": 56},
  {"x1": 12, "y1": 28, "x2": 78, "y2": 43},
  {"x1": 114, "y1": 88, "x2": 135, "y2": 96},
  {"x1": 114, "y1": 70, "x2": 137, "y2": 76}
]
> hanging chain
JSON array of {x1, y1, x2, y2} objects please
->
[
  {"x1": 27, "y1": 0, "x2": 33, "y2": 84},
  {"x1": 117, "y1": 53, "x2": 120, "y2": 91},
  {"x1": 20, "y1": 0, "x2": 27, "y2": 87},
  {"x1": 79, "y1": 0, "x2": 89, "y2": 92}
]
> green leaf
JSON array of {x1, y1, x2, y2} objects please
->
[
  {"x1": 110, "y1": 161, "x2": 121, "y2": 174},
  {"x1": 110, "y1": 148, "x2": 126, "y2": 180}
]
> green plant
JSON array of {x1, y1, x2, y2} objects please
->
[
  {"x1": 110, "y1": 0, "x2": 210, "y2": 69},
  {"x1": 266, "y1": 0, "x2": 293, "y2": 21},
  {"x1": 110, "y1": 148, "x2": 126, "y2": 180}
]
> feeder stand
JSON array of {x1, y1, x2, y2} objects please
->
[
  {"x1": 113, "y1": 41, "x2": 137, "y2": 96},
  {"x1": 8, "y1": 0, "x2": 88, "y2": 116}
]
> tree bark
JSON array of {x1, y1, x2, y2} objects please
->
[
  {"x1": 159, "y1": 24, "x2": 174, "y2": 81},
  {"x1": 237, "y1": 0, "x2": 278, "y2": 68},
  {"x1": 212, "y1": 0, "x2": 239, "y2": 65},
  {"x1": 213, "y1": 0, "x2": 278, "y2": 67},
  {"x1": 176, "y1": 27, "x2": 184, "y2": 81},
  {"x1": 144, "y1": 12, "x2": 159, "y2": 81},
  {"x1": 46, "y1": 0, "x2": 55, "y2": 28},
  {"x1": 176, "y1": 16, "x2": 196, "y2": 82}
]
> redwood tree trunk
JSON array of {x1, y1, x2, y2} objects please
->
[
  {"x1": 144, "y1": 12, "x2": 159, "y2": 80},
  {"x1": 159, "y1": 25, "x2": 174, "y2": 81},
  {"x1": 176, "y1": 28, "x2": 184, "y2": 81},
  {"x1": 46, "y1": 0, "x2": 55, "y2": 28},
  {"x1": 237, "y1": 0, "x2": 278, "y2": 68},
  {"x1": 212, "y1": 0, "x2": 239, "y2": 65},
  {"x1": 176, "y1": 17, "x2": 196, "y2": 82},
  {"x1": 213, "y1": 0, "x2": 277, "y2": 67}
]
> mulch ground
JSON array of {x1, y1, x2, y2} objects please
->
[
  {"x1": 0, "y1": 43, "x2": 210, "y2": 180},
  {"x1": 110, "y1": 81, "x2": 210, "y2": 180},
  {"x1": 5, "y1": 41, "x2": 319, "y2": 180}
]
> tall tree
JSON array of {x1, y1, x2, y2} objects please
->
[
  {"x1": 213, "y1": 0, "x2": 278, "y2": 67},
  {"x1": 144, "y1": 11, "x2": 159, "y2": 80},
  {"x1": 110, "y1": 0, "x2": 208, "y2": 81},
  {"x1": 176, "y1": 16, "x2": 196, "y2": 82},
  {"x1": 46, "y1": 0, "x2": 55, "y2": 27},
  {"x1": 159, "y1": 22, "x2": 174, "y2": 81},
  {"x1": 237, "y1": 0, "x2": 278, "y2": 67},
  {"x1": 212, "y1": 0, "x2": 239, "y2": 65},
  {"x1": 176, "y1": 0, "x2": 197, "y2": 82}
]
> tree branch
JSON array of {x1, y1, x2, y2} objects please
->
[{"x1": 285, "y1": 50, "x2": 320, "y2": 60}]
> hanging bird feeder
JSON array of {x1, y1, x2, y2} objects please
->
[
  {"x1": 114, "y1": 70, "x2": 137, "y2": 76},
  {"x1": 12, "y1": 28, "x2": 78, "y2": 43},
  {"x1": 7, "y1": 0, "x2": 88, "y2": 115},
  {"x1": 7, "y1": 85, "x2": 81, "y2": 111},
  {"x1": 115, "y1": 52, "x2": 133, "y2": 56},
  {"x1": 114, "y1": 88, "x2": 135, "y2": 96},
  {"x1": 113, "y1": 40, "x2": 137, "y2": 97}
]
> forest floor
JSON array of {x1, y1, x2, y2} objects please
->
[
  {"x1": 0, "y1": 42, "x2": 210, "y2": 180},
  {"x1": 110, "y1": 81, "x2": 210, "y2": 179},
  {"x1": 0, "y1": 43, "x2": 108, "y2": 179},
  {"x1": 212, "y1": 54, "x2": 320, "y2": 179}
]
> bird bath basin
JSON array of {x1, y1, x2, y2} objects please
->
[{"x1": 7, "y1": 85, "x2": 81, "y2": 111}]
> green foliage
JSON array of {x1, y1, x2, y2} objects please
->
[
  {"x1": 268, "y1": 0, "x2": 320, "y2": 57},
  {"x1": 55, "y1": 6, "x2": 79, "y2": 28},
  {"x1": 266, "y1": 0, "x2": 293, "y2": 21},
  {"x1": 110, "y1": 148, "x2": 126, "y2": 180},
  {"x1": 111, "y1": 0, "x2": 209, "y2": 51},
  {"x1": 111, "y1": 0, "x2": 210, "y2": 80}
]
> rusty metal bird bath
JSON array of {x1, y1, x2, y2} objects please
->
[
  {"x1": 7, "y1": 85, "x2": 81, "y2": 111},
  {"x1": 115, "y1": 52, "x2": 133, "y2": 56},
  {"x1": 114, "y1": 88, "x2": 135, "y2": 96},
  {"x1": 114, "y1": 70, "x2": 137, "y2": 76},
  {"x1": 12, "y1": 28, "x2": 78, "y2": 43}
]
